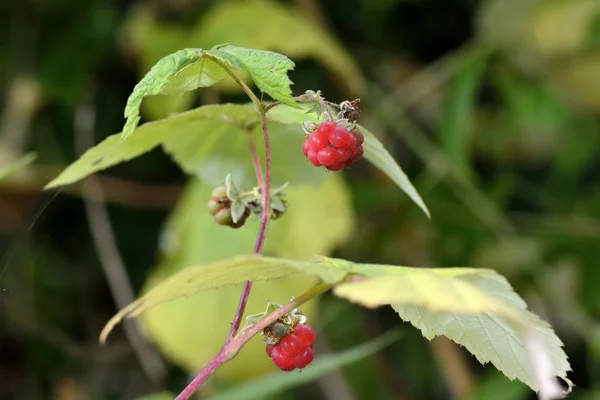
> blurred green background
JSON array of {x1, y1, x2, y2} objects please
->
[{"x1": 1, "y1": 0, "x2": 600, "y2": 399}]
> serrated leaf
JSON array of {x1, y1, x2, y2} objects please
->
[
  {"x1": 325, "y1": 258, "x2": 569, "y2": 393},
  {"x1": 99, "y1": 254, "x2": 346, "y2": 343},
  {"x1": 122, "y1": 48, "x2": 230, "y2": 138},
  {"x1": 267, "y1": 104, "x2": 430, "y2": 218},
  {"x1": 207, "y1": 330, "x2": 400, "y2": 400},
  {"x1": 0, "y1": 152, "x2": 36, "y2": 181},
  {"x1": 194, "y1": 0, "x2": 364, "y2": 95},
  {"x1": 121, "y1": 44, "x2": 298, "y2": 139},
  {"x1": 214, "y1": 45, "x2": 298, "y2": 108}
]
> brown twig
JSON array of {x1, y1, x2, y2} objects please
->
[{"x1": 74, "y1": 97, "x2": 166, "y2": 385}]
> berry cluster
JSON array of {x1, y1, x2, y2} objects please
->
[
  {"x1": 266, "y1": 324, "x2": 315, "y2": 371},
  {"x1": 302, "y1": 121, "x2": 364, "y2": 171},
  {"x1": 206, "y1": 186, "x2": 249, "y2": 228}
]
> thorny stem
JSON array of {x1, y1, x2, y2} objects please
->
[{"x1": 174, "y1": 282, "x2": 331, "y2": 400}]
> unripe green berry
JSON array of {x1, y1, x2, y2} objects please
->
[
  {"x1": 207, "y1": 199, "x2": 222, "y2": 216},
  {"x1": 211, "y1": 186, "x2": 228, "y2": 200},
  {"x1": 214, "y1": 208, "x2": 233, "y2": 226}
]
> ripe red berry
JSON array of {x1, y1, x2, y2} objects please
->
[
  {"x1": 302, "y1": 140, "x2": 310, "y2": 157},
  {"x1": 336, "y1": 148, "x2": 355, "y2": 162},
  {"x1": 271, "y1": 346, "x2": 295, "y2": 371},
  {"x1": 317, "y1": 147, "x2": 338, "y2": 166},
  {"x1": 307, "y1": 150, "x2": 321, "y2": 166},
  {"x1": 325, "y1": 161, "x2": 345, "y2": 171},
  {"x1": 317, "y1": 120, "x2": 336, "y2": 134},
  {"x1": 308, "y1": 131, "x2": 328, "y2": 151},
  {"x1": 266, "y1": 344, "x2": 275, "y2": 357},
  {"x1": 293, "y1": 346, "x2": 314, "y2": 369},
  {"x1": 293, "y1": 324, "x2": 315, "y2": 346},
  {"x1": 329, "y1": 126, "x2": 355, "y2": 149},
  {"x1": 280, "y1": 333, "x2": 305, "y2": 357}
]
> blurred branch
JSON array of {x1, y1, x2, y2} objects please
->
[
  {"x1": 431, "y1": 337, "x2": 474, "y2": 399},
  {"x1": 74, "y1": 96, "x2": 167, "y2": 385},
  {"x1": 1, "y1": 168, "x2": 181, "y2": 209}
]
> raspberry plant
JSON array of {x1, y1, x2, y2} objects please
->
[{"x1": 46, "y1": 45, "x2": 571, "y2": 399}]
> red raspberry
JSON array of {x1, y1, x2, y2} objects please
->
[
  {"x1": 329, "y1": 126, "x2": 356, "y2": 149},
  {"x1": 303, "y1": 121, "x2": 364, "y2": 171},
  {"x1": 307, "y1": 150, "x2": 321, "y2": 167},
  {"x1": 325, "y1": 161, "x2": 346, "y2": 171},
  {"x1": 293, "y1": 346, "x2": 314, "y2": 369},
  {"x1": 336, "y1": 148, "x2": 355, "y2": 162},
  {"x1": 308, "y1": 130, "x2": 328, "y2": 151},
  {"x1": 293, "y1": 324, "x2": 315, "y2": 346},
  {"x1": 271, "y1": 346, "x2": 295, "y2": 371},
  {"x1": 317, "y1": 120, "x2": 336, "y2": 134},
  {"x1": 302, "y1": 140, "x2": 310, "y2": 157},
  {"x1": 317, "y1": 147, "x2": 338, "y2": 166},
  {"x1": 266, "y1": 344, "x2": 275, "y2": 357},
  {"x1": 280, "y1": 333, "x2": 305, "y2": 357}
]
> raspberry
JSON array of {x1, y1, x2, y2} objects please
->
[
  {"x1": 317, "y1": 147, "x2": 338, "y2": 166},
  {"x1": 293, "y1": 346, "x2": 314, "y2": 369},
  {"x1": 302, "y1": 121, "x2": 364, "y2": 171},
  {"x1": 271, "y1": 346, "x2": 295, "y2": 371},
  {"x1": 308, "y1": 131, "x2": 328, "y2": 151},
  {"x1": 307, "y1": 150, "x2": 321, "y2": 166},
  {"x1": 207, "y1": 185, "x2": 249, "y2": 228},
  {"x1": 293, "y1": 324, "x2": 315, "y2": 346},
  {"x1": 329, "y1": 126, "x2": 356, "y2": 149},
  {"x1": 325, "y1": 161, "x2": 346, "y2": 171},
  {"x1": 353, "y1": 146, "x2": 364, "y2": 161},
  {"x1": 302, "y1": 140, "x2": 310, "y2": 157},
  {"x1": 266, "y1": 344, "x2": 275, "y2": 357},
  {"x1": 280, "y1": 333, "x2": 304, "y2": 357},
  {"x1": 352, "y1": 129, "x2": 364, "y2": 146}
]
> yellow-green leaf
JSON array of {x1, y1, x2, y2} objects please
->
[{"x1": 99, "y1": 254, "x2": 345, "y2": 343}]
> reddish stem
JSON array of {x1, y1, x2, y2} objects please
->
[
  {"x1": 176, "y1": 110, "x2": 275, "y2": 399},
  {"x1": 174, "y1": 282, "x2": 331, "y2": 400}
]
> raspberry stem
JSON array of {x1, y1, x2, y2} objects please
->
[
  {"x1": 174, "y1": 282, "x2": 331, "y2": 400},
  {"x1": 175, "y1": 62, "x2": 278, "y2": 400}
]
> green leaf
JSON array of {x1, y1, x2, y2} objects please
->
[
  {"x1": 121, "y1": 44, "x2": 298, "y2": 139},
  {"x1": 99, "y1": 254, "x2": 346, "y2": 343},
  {"x1": 44, "y1": 103, "x2": 327, "y2": 189},
  {"x1": 213, "y1": 45, "x2": 298, "y2": 108},
  {"x1": 193, "y1": 0, "x2": 364, "y2": 95},
  {"x1": 137, "y1": 176, "x2": 354, "y2": 381},
  {"x1": 329, "y1": 260, "x2": 570, "y2": 392},
  {"x1": 122, "y1": 48, "x2": 228, "y2": 138},
  {"x1": 0, "y1": 152, "x2": 36, "y2": 181},
  {"x1": 267, "y1": 104, "x2": 430, "y2": 218},
  {"x1": 207, "y1": 330, "x2": 400, "y2": 400}
]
